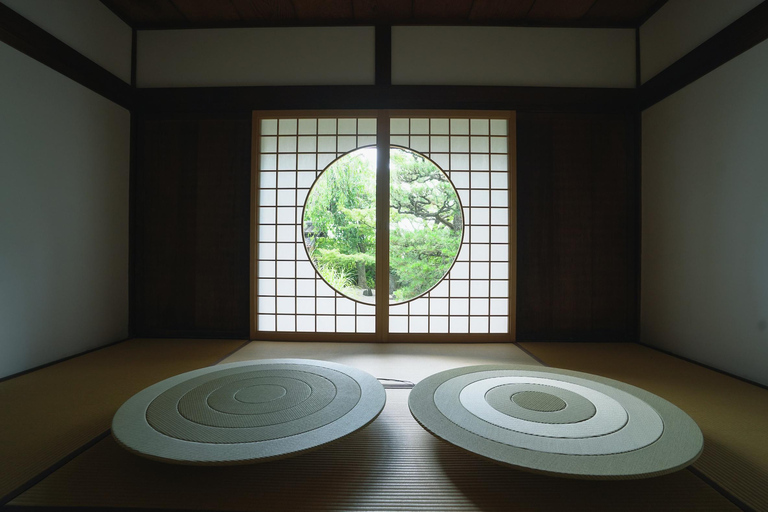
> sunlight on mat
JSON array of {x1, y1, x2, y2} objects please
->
[{"x1": 220, "y1": 341, "x2": 540, "y2": 382}]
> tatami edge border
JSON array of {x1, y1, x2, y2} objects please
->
[
  {"x1": 0, "y1": 431, "x2": 111, "y2": 507},
  {"x1": 0, "y1": 338, "x2": 131, "y2": 384}
]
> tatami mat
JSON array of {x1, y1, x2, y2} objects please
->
[
  {"x1": 521, "y1": 342, "x2": 768, "y2": 512},
  {"x1": 11, "y1": 390, "x2": 735, "y2": 511},
  {"x1": 0, "y1": 337, "x2": 245, "y2": 503},
  {"x1": 220, "y1": 341, "x2": 540, "y2": 382}
]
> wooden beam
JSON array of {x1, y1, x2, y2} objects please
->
[
  {"x1": 375, "y1": 111, "x2": 390, "y2": 342},
  {"x1": 138, "y1": 85, "x2": 636, "y2": 118},
  {"x1": 640, "y1": 1, "x2": 768, "y2": 110},
  {"x1": 634, "y1": 0, "x2": 668, "y2": 28},
  {"x1": 375, "y1": 25, "x2": 391, "y2": 86},
  {"x1": 0, "y1": 2, "x2": 133, "y2": 109}
]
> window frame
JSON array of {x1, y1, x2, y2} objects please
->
[{"x1": 250, "y1": 109, "x2": 516, "y2": 342}]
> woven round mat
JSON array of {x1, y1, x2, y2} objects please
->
[
  {"x1": 409, "y1": 365, "x2": 703, "y2": 479},
  {"x1": 112, "y1": 359, "x2": 386, "y2": 465}
]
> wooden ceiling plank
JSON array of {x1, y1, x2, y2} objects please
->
[
  {"x1": 232, "y1": 0, "x2": 296, "y2": 20},
  {"x1": 582, "y1": 0, "x2": 663, "y2": 24},
  {"x1": 102, "y1": 0, "x2": 668, "y2": 28},
  {"x1": 412, "y1": 0, "x2": 474, "y2": 20},
  {"x1": 527, "y1": 0, "x2": 597, "y2": 20},
  {"x1": 100, "y1": 0, "x2": 187, "y2": 25},
  {"x1": 228, "y1": 0, "x2": 259, "y2": 18},
  {"x1": 353, "y1": 0, "x2": 412, "y2": 22},
  {"x1": 469, "y1": 0, "x2": 535, "y2": 22},
  {"x1": 292, "y1": 0, "x2": 354, "y2": 19},
  {"x1": 169, "y1": 0, "x2": 242, "y2": 22}
]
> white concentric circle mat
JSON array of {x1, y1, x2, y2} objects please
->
[
  {"x1": 112, "y1": 359, "x2": 386, "y2": 465},
  {"x1": 409, "y1": 365, "x2": 703, "y2": 479}
]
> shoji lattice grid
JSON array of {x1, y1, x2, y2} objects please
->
[
  {"x1": 256, "y1": 117, "x2": 377, "y2": 333},
  {"x1": 389, "y1": 118, "x2": 510, "y2": 334}
]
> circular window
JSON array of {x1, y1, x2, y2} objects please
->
[{"x1": 303, "y1": 147, "x2": 463, "y2": 305}]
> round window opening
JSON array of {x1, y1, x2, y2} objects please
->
[{"x1": 303, "y1": 147, "x2": 464, "y2": 305}]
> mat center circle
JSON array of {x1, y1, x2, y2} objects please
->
[
  {"x1": 235, "y1": 384, "x2": 287, "y2": 403},
  {"x1": 511, "y1": 391, "x2": 567, "y2": 412}
]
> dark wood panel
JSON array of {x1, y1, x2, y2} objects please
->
[
  {"x1": 590, "y1": 116, "x2": 634, "y2": 335},
  {"x1": 133, "y1": 118, "x2": 251, "y2": 337},
  {"x1": 516, "y1": 112, "x2": 637, "y2": 341},
  {"x1": 640, "y1": 0, "x2": 768, "y2": 110},
  {"x1": 193, "y1": 120, "x2": 251, "y2": 332},
  {"x1": 516, "y1": 115, "x2": 554, "y2": 336},
  {"x1": 137, "y1": 86, "x2": 637, "y2": 117},
  {"x1": 550, "y1": 116, "x2": 593, "y2": 334},
  {"x1": 0, "y1": 2, "x2": 133, "y2": 109},
  {"x1": 134, "y1": 120, "x2": 198, "y2": 333}
]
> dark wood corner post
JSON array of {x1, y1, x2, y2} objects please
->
[{"x1": 375, "y1": 25, "x2": 392, "y2": 87}]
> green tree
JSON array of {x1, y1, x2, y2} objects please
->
[
  {"x1": 389, "y1": 149, "x2": 462, "y2": 301},
  {"x1": 302, "y1": 147, "x2": 462, "y2": 303},
  {"x1": 303, "y1": 152, "x2": 376, "y2": 295}
]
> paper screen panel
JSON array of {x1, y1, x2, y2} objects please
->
[
  {"x1": 389, "y1": 117, "x2": 510, "y2": 334},
  {"x1": 257, "y1": 117, "x2": 377, "y2": 333}
]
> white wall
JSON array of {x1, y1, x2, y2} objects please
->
[
  {"x1": 640, "y1": 0, "x2": 763, "y2": 84},
  {"x1": 641, "y1": 39, "x2": 768, "y2": 386},
  {"x1": 392, "y1": 26, "x2": 635, "y2": 88},
  {"x1": 137, "y1": 27, "x2": 375, "y2": 87},
  {"x1": 0, "y1": 42, "x2": 130, "y2": 379},
  {"x1": 0, "y1": 0, "x2": 132, "y2": 83}
]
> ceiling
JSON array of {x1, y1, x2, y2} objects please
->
[{"x1": 101, "y1": 0, "x2": 668, "y2": 30}]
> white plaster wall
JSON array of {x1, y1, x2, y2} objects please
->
[
  {"x1": 392, "y1": 26, "x2": 636, "y2": 88},
  {"x1": 137, "y1": 27, "x2": 375, "y2": 87},
  {"x1": 0, "y1": 0, "x2": 132, "y2": 83},
  {"x1": 0, "y1": 42, "x2": 130, "y2": 379},
  {"x1": 641, "y1": 39, "x2": 768, "y2": 386},
  {"x1": 640, "y1": 0, "x2": 764, "y2": 84}
]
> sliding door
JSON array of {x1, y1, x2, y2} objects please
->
[{"x1": 251, "y1": 111, "x2": 515, "y2": 341}]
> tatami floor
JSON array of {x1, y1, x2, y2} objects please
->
[{"x1": 1, "y1": 339, "x2": 766, "y2": 511}]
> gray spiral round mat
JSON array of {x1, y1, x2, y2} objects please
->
[
  {"x1": 409, "y1": 364, "x2": 703, "y2": 479},
  {"x1": 112, "y1": 359, "x2": 386, "y2": 465}
]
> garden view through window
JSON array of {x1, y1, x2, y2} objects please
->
[
  {"x1": 255, "y1": 113, "x2": 512, "y2": 335},
  {"x1": 303, "y1": 147, "x2": 463, "y2": 304}
]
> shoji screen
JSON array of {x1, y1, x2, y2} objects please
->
[
  {"x1": 254, "y1": 113, "x2": 378, "y2": 337},
  {"x1": 252, "y1": 111, "x2": 515, "y2": 340},
  {"x1": 388, "y1": 114, "x2": 514, "y2": 335}
]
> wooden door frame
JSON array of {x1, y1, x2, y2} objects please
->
[{"x1": 250, "y1": 109, "x2": 516, "y2": 342}]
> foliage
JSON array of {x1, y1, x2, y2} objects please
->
[
  {"x1": 389, "y1": 150, "x2": 462, "y2": 301},
  {"x1": 390, "y1": 150, "x2": 462, "y2": 232},
  {"x1": 303, "y1": 152, "x2": 376, "y2": 290},
  {"x1": 315, "y1": 262, "x2": 354, "y2": 293},
  {"x1": 303, "y1": 147, "x2": 462, "y2": 303}
]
